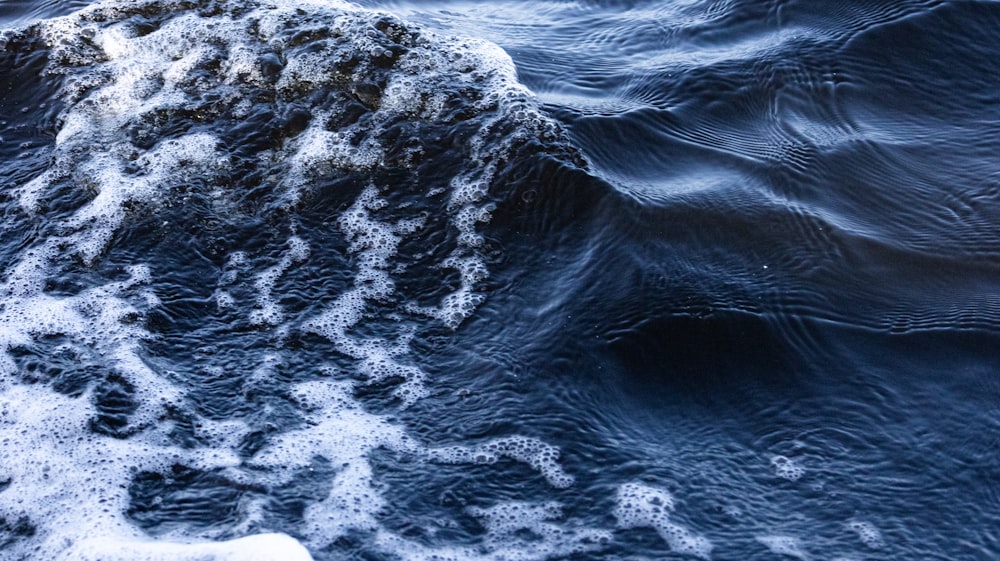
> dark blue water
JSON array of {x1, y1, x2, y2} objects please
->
[{"x1": 1, "y1": 1, "x2": 998, "y2": 560}]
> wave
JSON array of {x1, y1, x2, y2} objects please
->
[{"x1": 0, "y1": 1, "x2": 612, "y2": 559}]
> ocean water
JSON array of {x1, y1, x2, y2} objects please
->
[{"x1": 1, "y1": 0, "x2": 998, "y2": 559}]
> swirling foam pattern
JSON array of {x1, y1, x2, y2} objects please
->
[{"x1": 0, "y1": 0, "x2": 595, "y2": 559}]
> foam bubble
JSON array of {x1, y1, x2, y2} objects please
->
[
  {"x1": 2, "y1": 0, "x2": 584, "y2": 558},
  {"x1": 847, "y1": 520, "x2": 884, "y2": 549},
  {"x1": 372, "y1": 501, "x2": 611, "y2": 561},
  {"x1": 467, "y1": 501, "x2": 612, "y2": 559},
  {"x1": 62, "y1": 533, "x2": 313, "y2": 561},
  {"x1": 614, "y1": 482, "x2": 713, "y2": 559},
  {"x1": 250, "y1": 380, "x2": 418, "y2": 543},
  {"x1": 0, "y1": 385, "x2": 237, "y2": 559},
  {"x1": 771, "y1": 455, "x2": 806, "y2": 481},
  {"x1": 0, "y1": 245, "x2": 179, "y2": 424},
  {"x1": 428, "y1": 436, "x2": 575, "y2": 489},
  {"x1": 301, "y1": 185, "x2": 432, "y2": 404},
  {"x1": 755, "y1": 535, "x2": 810, "y2": 560},
  {"x1": 249, "y1": 236, "x2": 310, "y2": 326}
]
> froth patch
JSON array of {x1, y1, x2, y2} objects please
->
[
  {"x1": 301, "y1": 185, "x2": 430, "y2": 404},
  {"x1": 847, "y1": 520, "x2": 884, "y2": 549},
  {"x1": 614, "y1": 482, "x2": 713, "y2": 559},
  {"x1": 372, "y1": 501, "x2": 611, "y2": 561},
  {"x1": 17, "y1": 132, "x2": 226, "y2": 265},
  {"x1": 467, "y1": 501, "x2": 612, "y2": 558},
  {"x1": 0, "y1": 385, "x2": 238, "y2": 559},
  {"x1": 3, "y1": 0, "x2": 583, "y2": 558},
  {"x1": 285, "y1": 115, "x2": 384, "y2": 184},
  {"x1": 770, "y1": 455, "x2": 805, "y2": 481},
  {"x1": 428, "y1": 436, "x2": 575, "y2": 489},
  {"x1": 250, "y1": 380, "x2": 417, "y2": 543},
  {"x1": 0, "y1": 249, "x2": 178, "y2": 426},
  {"x1": 250, "y1": 236, "x2": 310, "y2": 326},
  {"x1": 755, "y1": 535, "x2": 810, "y2": 560},
  {"x1": 62, "y1": 533, "x2": 313, "y2": 561}
]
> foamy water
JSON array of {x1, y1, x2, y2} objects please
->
[
  {"x1": 0, "y1": 0, "x2": 599, "y2": 558},
  {"x1": 2, "y1": 0, "x2": 999, "y2": 559}
]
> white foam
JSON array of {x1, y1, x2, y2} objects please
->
[
  {"x1": 755, "y1": 535, "x2": 810, "y2": 560},
  {"x1": 413, "y1": 253, "x2": 489, "y2": 329},
  {"x1": 847, "y1": 520, "x2": 884, "y2": 549},
  {"x1": 302, "y1": 185, "x2": 430, "y2": 404},
  {"x1": 0, "y1": 385, "x2": 238, "y2": 559},
  {"x1": 216, "y1": 290, "x2": 236, "y2": 309},
  {"x1": 2, "y1": 0, "x2": 586, "y2": 559},
  {"x1": 250, "y1": 236, "x2": 310, "y2": 326},
  {"x1": 467, "y1": 501, "x2": 612, "y2": 559},
  {"x1": 284, "y1": 117, "x2": 384, "y2": 194},
  {"x1": 614, "y1": 482, "x2": 714, "y2": 559},
  {"x1": 428, "y1": 436, "x2": 575, "y2": 489},
  {"x1": 372, "y1": 501, "x2": 610, "y2": 561},
  {"x1": 61, "y1": 533, "x2": 313, "y2": 561},
  {"x1": 771, "y1": 455, "x2": 806, "y2": 481},
  {"x1": 18, "y1": 132, "x2": 226, "y2": 264},
  {"x1": 0, "y1": 244, "x2": 180, "y2": 425},
  {"x1": 250, "y1": 380, "x2": 418, "y2": 543}
]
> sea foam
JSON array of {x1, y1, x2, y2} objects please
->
[{"x1": 0, "y1": 0, "x2": 586, "y2": 558}]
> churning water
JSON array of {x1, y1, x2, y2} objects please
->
[{"x1": 1, "y1": 0, "x2": 999, "y2": 559}]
